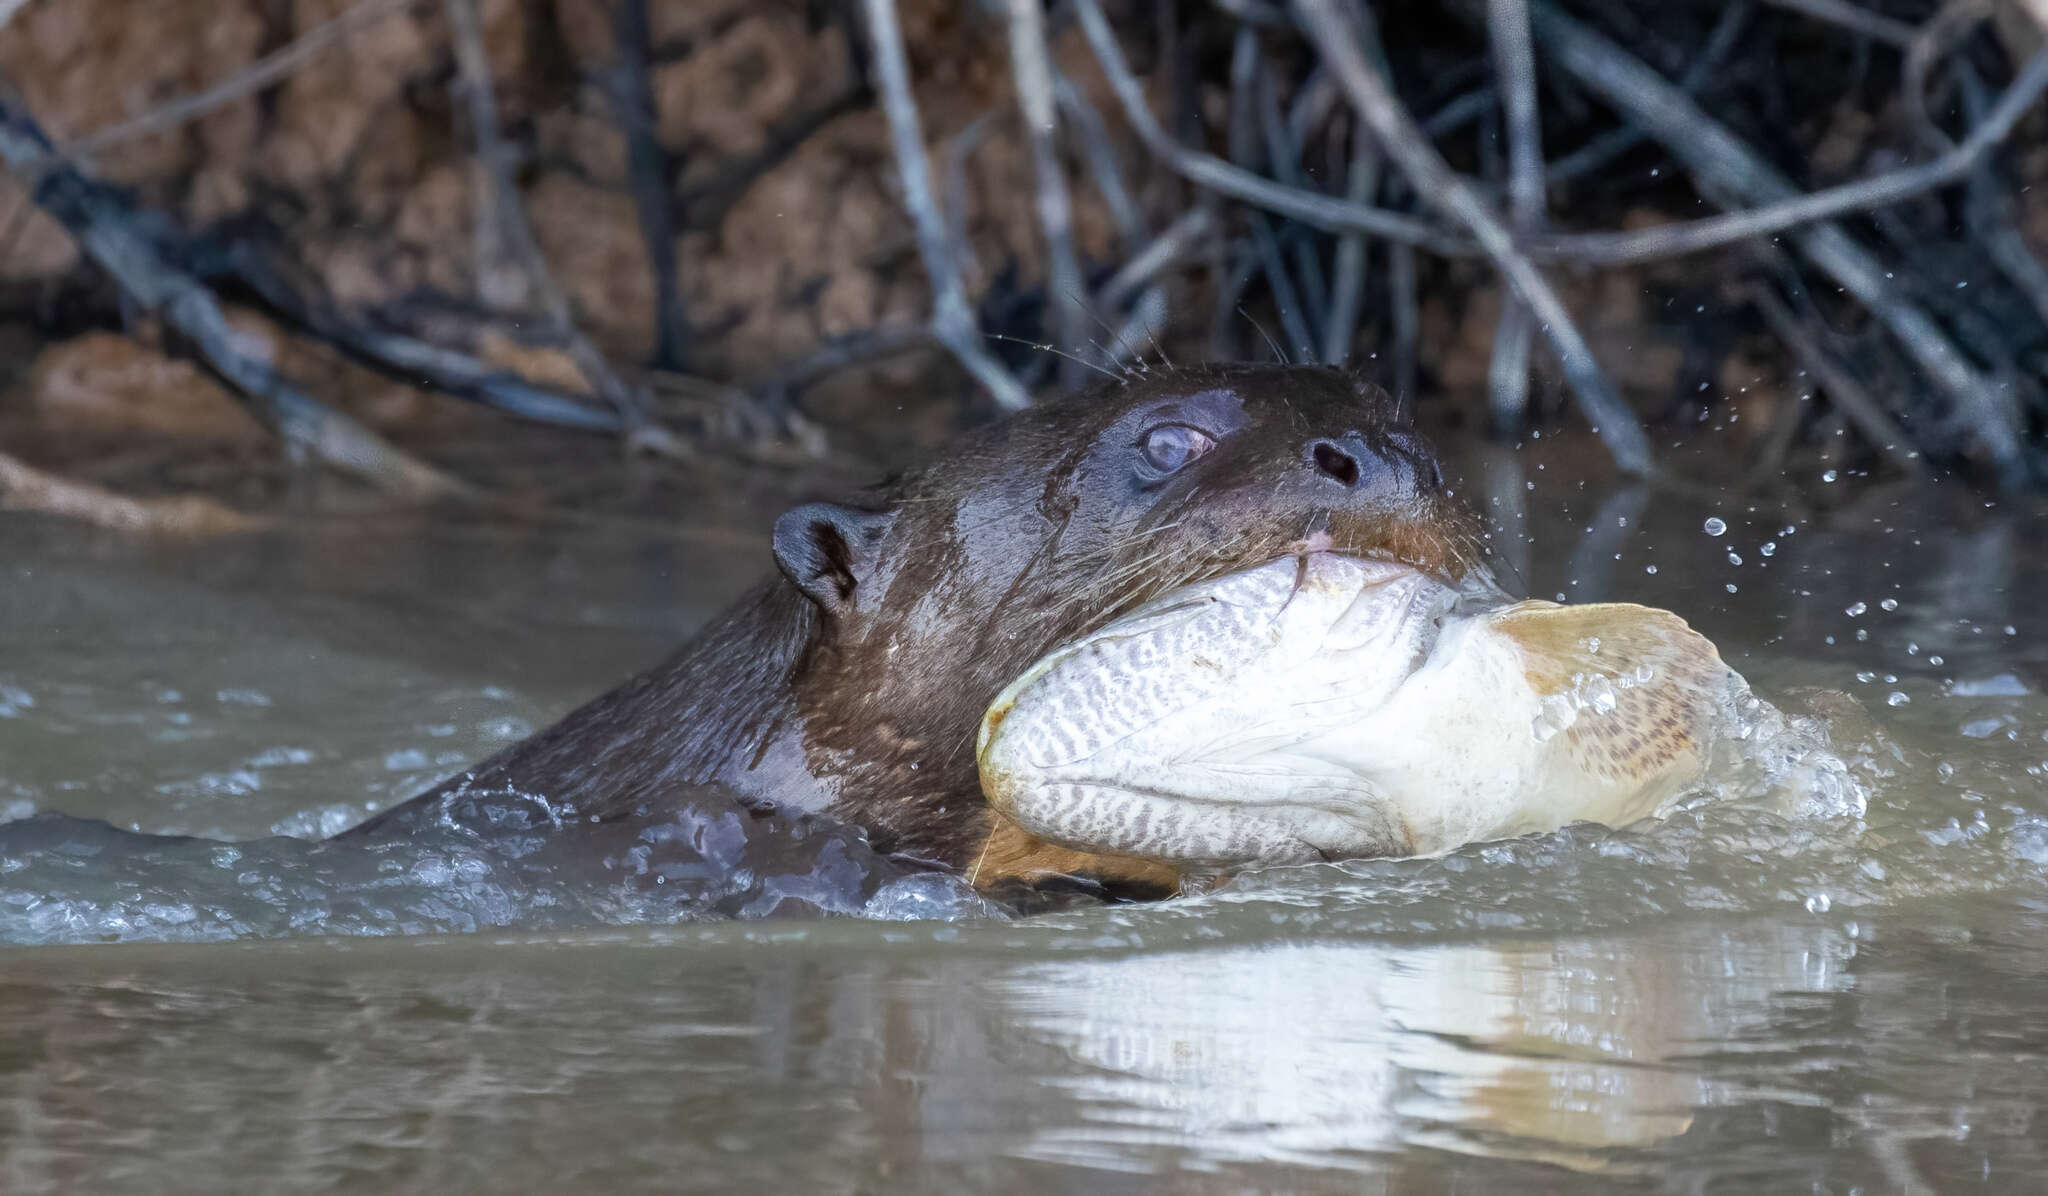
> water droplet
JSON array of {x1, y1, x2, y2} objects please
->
[
  {"x1": 1575, "y1": 675, "x2": 1618, "y2": 717},
  {"x1": 1725, "y1": 583, "x2": 1739, "y2": 593},
  {"x1": 1644, "y1": 564, "x2": 1658, "y2": 575},
  {"x1": 1805, "y1": 893, "x2": 1831, "y2": 913},
  {"x1": 1727, "y1": 551, "x2": 1743, "y2": 566},
  {"x1": 1887, "y1": 691, "x2": 1910, "y2": 706},
  {"x1": 1703, "y1": 517, "x2": 1727, "y2": 536},
  {"x1": 1760, "y1": 541, "x2": 1777, "y2": 557},
  {"x1": 1846, "y1": 601, "x2": 1867, "y2": 616},
  {"x1": 1822, "y1": 469, "x2": 1838, "y2": 483},
  {"x1": 1878, "y1": 597, "x2": 1898, "y2": 612}
]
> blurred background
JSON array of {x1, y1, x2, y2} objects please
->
[{"x1": 0, "y1": 0, "x2": 2045, "y2": 522}]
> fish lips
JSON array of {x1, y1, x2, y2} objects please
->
[{"x1": 978, "y1": 553, "x2": 1460, "y2": 865}]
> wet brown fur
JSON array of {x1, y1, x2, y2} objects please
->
[{"x1": 342, "y1": 365, "x2": 1481, "y2": 896}]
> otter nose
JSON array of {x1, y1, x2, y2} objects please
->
[
  {"x1": 1311, "y1": 440, "x2": 1362, "y2": 486},
  {"x1": 1308, "y1": 432, "x2": 1442, "y2": 496}
]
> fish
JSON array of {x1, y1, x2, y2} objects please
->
[{"x1": 976, "y1": 552, "x2": 1751, "y2": 872}]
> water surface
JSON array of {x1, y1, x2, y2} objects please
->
[{"x1": 3, "y1": 444, "x2": 2046, "y2": 1191}]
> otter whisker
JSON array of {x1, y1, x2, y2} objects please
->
[
  {"x1": 1240, "y1": 305, "x2": 1287, "y2": 364},
  {"x1": 987, "y1": 332, "x2": 1121, "y2": 383},
  {"x1": 1143, "y1": 314, "x2": 1175, "y2": 371}
]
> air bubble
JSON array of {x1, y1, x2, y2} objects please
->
[
  {"x1": 1879, "y1": 598, "x2": 1898, "y2": 612},
  {"x1": 1703, "y1": 517, "x2": 1727, "y2": 536},
  {"x1": 1846, "y1": 601, "x2": 1867, "y2": 617},
  {"x1": 1887, "y1": 692, "x2": 1909, "y2": 706}
]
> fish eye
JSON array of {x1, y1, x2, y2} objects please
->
[{"x1": 1138, "y1": 424, "x2": 1217, "y2": 473}]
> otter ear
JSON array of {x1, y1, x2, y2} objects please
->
[{"x1": 772, "y1": 502, "x2": 895, "y2": 615}]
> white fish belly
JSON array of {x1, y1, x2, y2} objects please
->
[{"x1": 1312, "y1": 618, "x2": 1708, "y2": 855}]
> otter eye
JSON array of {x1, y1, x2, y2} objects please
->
[{"x1": 1139, "y1": 424, "x2": 1217, "y2": 473}]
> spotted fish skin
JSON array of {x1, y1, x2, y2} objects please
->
[{"x1": 977, "y1": 553, "x2": 1743, "y2": 868}]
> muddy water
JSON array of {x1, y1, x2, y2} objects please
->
[{"x1": 3, "y1": 443, "x2": 2047, "y2": 1192}]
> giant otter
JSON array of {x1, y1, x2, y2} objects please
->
[{"x1": 341, "y1": 365, "x2": 1482, "y2": 896}]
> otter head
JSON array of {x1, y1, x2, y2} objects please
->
[{"x1": 766, "y1": 364, "x2": 1481, "y2": 870}]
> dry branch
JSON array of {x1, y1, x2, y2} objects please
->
[
  {"x1": 8, "y1": 0, "x2": 2048, "y2": 494},
  {"x1": 860, "y1": 0, "x2": 1030, "y2": 410},
  {"x1": 1750, "y1": 286, "x2": 1926, "y2": 478},
  {"x1": 1526, "y1": 0, "x2": 2027, "y2": 482},
  {"x1": 1005, "y1": 0, "x2": 1089, "y2": 388},
  {"x1": 443, "y1": 0, "x2": 674, "y2": 451},
  {"x1": 1292, "y1": 0, "x2": 1654, "y2": 474},
  {"x1": 1053, "y1": 71, "x2": 1144, "y2": 249},
  {"x1": 1486, "y1": 0, "x2": 1542, "y2": 435},
  {"x1": 1095, "y1": 207, "x2": 1213, "y2": 312},
  {"x1": 1071, "y1": 0, "x2": 1468, "y2": 255},
  {"x1": 1956, "y1": 65, "x2": 2048, "y2": 332},
  {"x1": 0, "y1": 96, "x2": 461, "y2": 500},
  {"x1": 602, "y1": 0, "x2": 689, "y2": 371},
  {"x1": 75, "y1": 0, "x2": 417, "y2": 155},
  {"x1": 1534, "y1": 48, "x2": 2048, "y2": 265},
  {"x1": 1230, "y1": 28, "x2": 1315, "y2": 360},
  {"x1": 1320, "y1": 121, "x2": 1379, "y2": 366},
  {"x1": 1758, "y1": 0, "x2": 1916, "y2": 46},
  {"x1": 0, "y1": 450, "x2": 265, "y2": 535},
  {"x1": 1544, "y1": 3, "x2": 1751, "y2": 188},
  {"x1": 224, "y1": 250, "x2": 625, "y2": 434}
]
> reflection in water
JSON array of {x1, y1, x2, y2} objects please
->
[
  {"x1": 990, "y1": 927, "x2": 1843, "y2": 1173},
  {"x1": 6, "y1": 906, "x2": 2047, "y2": 1191}
]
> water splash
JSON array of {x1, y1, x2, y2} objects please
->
[{"x1": 0, "y1": 788, "x2": 988, "y2": 946}]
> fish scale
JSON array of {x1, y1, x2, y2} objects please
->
[{"x1": 979, "y1": 554, "x2": 1851, "y2": 869}]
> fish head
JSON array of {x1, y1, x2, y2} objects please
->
[{"x1": 976, "y1": 552, "x2": 1459, "y2": 866}]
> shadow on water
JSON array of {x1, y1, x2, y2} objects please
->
[{"x1": 2, "y1": 437, "x2": 2047, "y2": 1189}]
